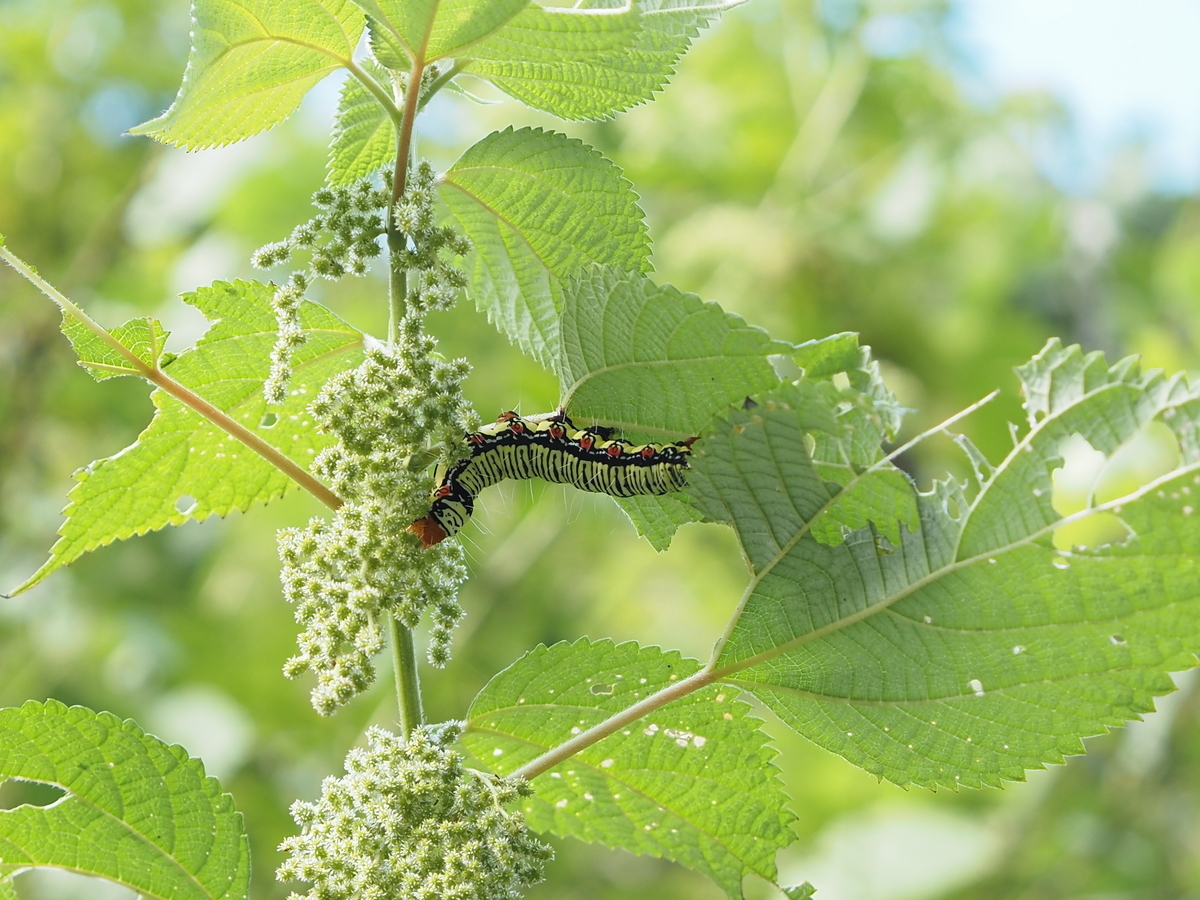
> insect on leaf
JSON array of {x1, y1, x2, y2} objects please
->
[{"x1": 693, "y1": 340, "x2": 1200, "y2": 788}]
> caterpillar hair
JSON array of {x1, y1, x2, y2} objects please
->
[{"x1": 409, "y1": 411, "x2": 696, "y2": 548}]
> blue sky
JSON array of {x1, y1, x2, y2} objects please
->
[{"x1": 952, "y1": 0, "x2": 1200, "y2": 192}]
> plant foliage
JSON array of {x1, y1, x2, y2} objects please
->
[{"x1": 2, "y1": 1, "x2": 1198, "y2": 899}]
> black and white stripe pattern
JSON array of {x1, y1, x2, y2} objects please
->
[{"x1": 409, "y1": 411, "x2": 694, "y2": 547}]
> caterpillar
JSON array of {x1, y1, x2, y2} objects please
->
[{"x1": 409, "y1": 411, "x2": 696, "y2": 548}]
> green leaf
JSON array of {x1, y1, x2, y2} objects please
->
[
  {"x1": 328, "y1": 60, "x2": 397, "y2": 184},
  {"x1": 60, "y1": 313, "x2": 168, "y2": 381},
  {"x1": 440, "y1": 127, "x2": 650, "y2": 369},
  {"x1": 556, "y1": 266, "x2": 799, "y2": 550},
  {"x1": 464, "y1": 639, "x2": 795, "y2": 898},
  {"x1": 0, "y1": 878, "x2": 15, "y2": 900},
  {"x1": 11, "y1": 281, "x2": 362, "y2": 596},
  {"x1": 131, "y1": 0, "x2": 366, "y2": 149},
  {"x1": 559, "y1": 267, "x2": 793, "y2": 439},
  {"x1": 695, "y1": 340, "x2": 1200, "y2": 789},
  {"x1": 463, "y1": 1, "x2": 737, "y2": 121},
  {"x1": 366, "y1": 16, "x2": 408, "y2": 69},
  {"x1": 785, "y1": 884, "x2": 817, "y2": 900},
  {"x1": 613, "y1": 494, "x2": 704, "y2": 552},
  {"x1": 365, "y1": 0, "x2": 528, "y2": 62},
  {"x1": 0, "y1": 700, "x2": 248, "y2": 900}
]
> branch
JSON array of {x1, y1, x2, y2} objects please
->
[{"x1": 0, "y1": 244, "x2": 344, "y2": 512}]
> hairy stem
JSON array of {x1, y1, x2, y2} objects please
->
[
  {"x1": 390, "y1": 613, "x2": 425, "y2": 735},
  {"x1": 346, "y1": 58, "x2": 404, "y2": 128},
  {"x1": 0, "y1": 244, "x2": 344, "y2": 512}
]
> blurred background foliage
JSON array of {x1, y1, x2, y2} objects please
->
[{"x1": 2, "y1": 0, "x2": 1199, "y2": 898}]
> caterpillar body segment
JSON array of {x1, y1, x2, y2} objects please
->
[{"x1": 409, "y1": 411, "x2": 695, "y2": 548}]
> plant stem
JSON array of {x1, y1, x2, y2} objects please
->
[
  {"x1": 390, "y1": 612, "x2": 424, "y2": 735},
  {"x1": 0, "y1": 245, "x2": 344, "y2": 511}
]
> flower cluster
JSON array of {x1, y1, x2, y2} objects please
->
[
  {"x1": 278, "y1": 724, "x2": 552, "y2": 900},
  {"x1": 277, "y1": 162, "x2": 477, "y2": 714},
  {"x1": 254, "y1": 178, "x2": 390, "y2": 404}
]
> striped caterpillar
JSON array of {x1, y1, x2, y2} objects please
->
[{"x1": 409, "y1": 411, "x2": 696, "y2": 548}]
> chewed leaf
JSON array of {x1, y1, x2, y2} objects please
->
[
  {"x1": 131, "y1": 0, "x2": 366, "y2": 149},
  {"x1": 0, "y1": 700, "x2": 249, "y2": 900},
  {"x1": 61, "y1": 312, "x2": 168, "y2": 381},
  {"x1": 440, "y1": 128, "x2": 649, "y2": 369},
  {"x1": 701, "y1": 340, "x2": 1200, "y2": 788},
  {"x1": 613, "y1": 494, "x2": 704, "y2": 552},
  {"x1": 464, "y1": 639, "x2": 795, "y2": 898},
  {"x1": 10, "y1": 281, "x2": 362, "y2": 596}
]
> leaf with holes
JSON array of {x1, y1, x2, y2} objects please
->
[
  {"x1": 464, "y1": 1, "x2": 740, "y2": 121},
  {"x1": 440, "y1": 127, "x2": 650, "y2": 369},
  {"x1": 10, "y1": 281, "x2": 362, "y2": 596},
  {"x1": 0, "y1": 700, "x2": 248, "y2": 900},
  {"x1": 463, "y1": 639, "x2": 795, "y2": 898},
  {"x1": 131, "y1": 0, "x2": 366, "y2": 149},
  {"x1": 688, "y1": 339, "x2": 1200, "y2": 788}
]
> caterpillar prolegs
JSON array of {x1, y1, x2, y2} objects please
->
[{"x1": 409, "y1": 411, "x2": 696, "y2": 548}]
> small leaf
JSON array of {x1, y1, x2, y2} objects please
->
[
  {"x1": 11, "y1": 281, "x2": 362, "y2": 596},
  {"x1": 464, "y1": 639, "x2": 795, "y2": 898},
  {"x1": 559, "y1": 267, "x2": 792, "y2": 439},
  {"x1": 440, "y1": 127, "x2": 649, "y2": 369},
  {"x1": 61, "y1": 312, "x2": 168, "y2": 381},
  {"x1": 366, "y1": 0, "x2": 528, "y2": 62},
  {"x1": 0, "y1": 700, "x2": 248, "y2": 900},
  {"x1": 785, "y1": 884, "x2": 817, "y2": 900},
  {"x1": 366, "y1": 17, "x2": 408, "y2": 69},
  {"x1": 328, "y1": 60, "x2": 397, "y2": 184},
  {"x1": 701, "y1": 341, "x2": 1200, "y2": 788},
  {"x1": 464, "y1": 0, "x2": 738, "y2": 120},
  {"x1": 132, "y1": 0, "x2": 366, "y2": 149},
  {"x1": 613, "y1": 494, "x2": 704, "y2": 552},
  {"x1": 793, "y1": 332, "x2": 861, "y2": 380}
]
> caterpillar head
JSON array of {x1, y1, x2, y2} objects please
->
[{"x1": 408, "y1": 516, "x2": 448, "y2": 549}]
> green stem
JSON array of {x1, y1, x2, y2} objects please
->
[{"x1": 390, "y1": 612, "x2": 424, "y2": 735}]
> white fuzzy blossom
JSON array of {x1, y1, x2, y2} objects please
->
[
  {"x1": 278, "y1": 162, "x2": 477, "y2": 714},
  {"x1": 278, "y1": 724, "x2": 552, "y2": 900},
  {"x1": 255, "y1": 178, "x2": 390, "y2": 405}
]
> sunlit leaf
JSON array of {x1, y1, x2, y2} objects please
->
[
  {"x1": 60, "y1": 313, "x2": 168, "y2": 381},
  {"x1": 11, "y1": 281, "x2": 362, "y2": 596},
  {"x1": 0, "y1": 701, "x2": 248, "y2": 900},
  {"x1": 131, "y1": 0, "x2": 366, "y2": 149},
  {"x1": 441, "y1": 128, "x2": 650, "y2": 369},
  {"x1": 328, "y1": 60, "x2": 397, "y2": 184},
  {"x1": 693, "y1": 340, "x2": 1200, "y2": 788},
  {"x1": 364, "y1": 0, "x2": 529, "y2": 62},
  {"x1": 464, "y1": 639, "x2": 795, "y2": 898},
  {"x1": 464, "y1": 1, "x2": 739, "y2": 120}
]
